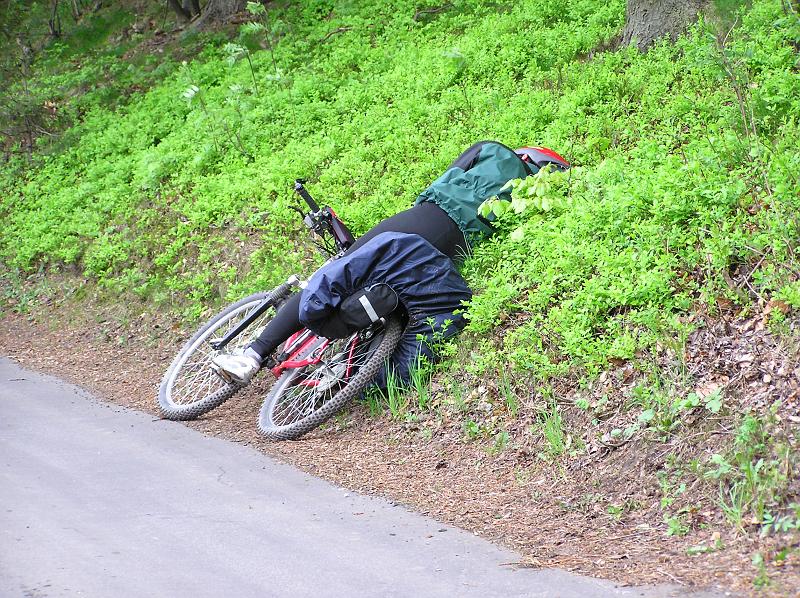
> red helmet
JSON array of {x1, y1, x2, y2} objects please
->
[{"x1": 515, "y1": 146, "x2": 570, "y2": 171}]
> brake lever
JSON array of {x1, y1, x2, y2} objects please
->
[
  {"x1": 289, "y1": 204, "x2": 319, "y2": 231},
  {"x1": 289, "y1": 204, "x2": 307, "y2": 219}
]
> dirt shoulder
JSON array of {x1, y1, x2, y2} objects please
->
[{"x1": 1, "y1": 308, "x2": 798, "y2": 597}]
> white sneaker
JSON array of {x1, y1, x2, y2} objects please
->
[{"x1": 211, "y1": 347, "x2": 262, "y2": 385}]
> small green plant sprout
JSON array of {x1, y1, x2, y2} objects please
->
[
  {"x1": 701, "y1": 409, "x2": 793, "y2": 530},
  {"x1": 686, "y1": 532, "x2": 723, "y2": 556},
  {"x1": 223, "y1": 42, "x2": 259, "y2": 96},
  {"x1": 463, "y1": 419, "x2": 481, "y2": 440},
  {"x1": 181, "y1": 82, "x2": 251, "y2": 158},
  {"x1": 442, "y1": 47, "x2": 470, "y2": 113},
  {"x1": 751, "y1": 551, "x2": 770, "y2": 588},
  {"x1": 573, "y1": 395, "x2": 590, "y2": 410},
  {"x1": 761, "y1": 504, "x2": 800, "y2": 536},
  {"x1": 718, "y1": 483, "x2": 748, "y2": 529},
  {"x1": 362, "y1": 387, "x2": 385, "y2": 417},
  {"x1": 704, "y1": 389, "x2": 724, "y2": 413},
  {"x1": 487, "y1": 430, "x2": 510, "y2": 455},
  {"x1": 639, "y1": 408, "x2": 656, "y2": 425},
  {"x1": 603, "y1": 421, "x2": 640, "y2": 447},
  {"x1": 384, "y1": 368, "x2": 408, "y2": 420},
  {"x1": 664, "y1": 512, "x2": 690, "y2": 536},
  {"x1": 677, "y1": 387, "x2": 724, "y2": 414},
  {"x1": 499, "y1": 371, "x2": 519, "y2": 416},
  {"x1": 409, "y1": 353, "x2": 432, "y2": 411},
  {"x1": 448, "y1": 378, "x2": 468, "y2": 412},
  {"x1": 685, "y1": 544, "x2": 713, "y2": 556},
  {"x1": 704, "y1": 453, "x2": 734, "y2": 479},
  {"x1": 658, "y1": 473, "x2": 687, "y2": 509},
  {"x1": 241, "y1": 1, "x2": 282, "y2": 82},
  {"x1": 535, "y1": 401, "x2": 566, "y2": 457},
  {"x1": 478, "y1": 166, "x2": 568, "y2": 240}
]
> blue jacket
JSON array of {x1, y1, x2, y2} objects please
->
[
  {"x1": 299, "y1": 231, "x2": 471, "y2": 329},
  {"x1": 298, "y1": 232, "x2": 472, "y2": 383}
]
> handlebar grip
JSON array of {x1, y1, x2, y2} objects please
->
[{"x1": 294, "y1": 180, "x2": 319, "y2": 212}]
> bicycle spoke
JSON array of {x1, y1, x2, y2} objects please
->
[
  {"x1": 171, "y1": 359, "x2": 224, "y2": 402},
  {"x1": 269, "y1": 336, "x2": 360, "y2": 426},
  {"x1": 163, "y1": 303, "x2": 281, "y2": 406},
  {"x1": 258, "y1": 316, "x2": 401, "y2": 440}
]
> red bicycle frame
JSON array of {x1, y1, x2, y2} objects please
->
[{"x1": 269, "y1": 328, "x2": 361, "y2": 384}]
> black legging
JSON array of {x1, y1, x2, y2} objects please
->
[{"x1": 250, "y1": 201, "x2": 466, "y2": 360}]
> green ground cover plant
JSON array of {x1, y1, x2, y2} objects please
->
[{"x1": 2, "y1": 1, "x2": 800, "y2": 584}]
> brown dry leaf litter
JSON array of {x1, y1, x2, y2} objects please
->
[{"x1": 2, "y1": 308, "x2": 799, "y2": 597}]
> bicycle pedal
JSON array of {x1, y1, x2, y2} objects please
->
[{"x1": 210, "y1": 363, "x2": 232, "y2": 383}]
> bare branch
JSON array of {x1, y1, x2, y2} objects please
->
[
  {"x1": 412, "y1": 3, "x2": 452, "y2": 22},
  {"x1": 318, "y1": 26, "x2": 352, "y2": 44}
]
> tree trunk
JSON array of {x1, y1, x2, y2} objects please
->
[
  {"x1": 69, "y1": 0, "x2": 82, "y2": 22},
  {"x1": 48, "y1": 0, "x2": 62, "y2": 37},
  {"x1": 192, "y1": 0, "x2": 247, "y2": 29},
  {"x1": 182, "y1": 0, "x2": 201, "y2": 17},
  {"x1": 167, "y1": 0, "x2": 192, "y2": 22},
  {"x1": 621, "y1": 0, "x2": 708, "y2": 51}
]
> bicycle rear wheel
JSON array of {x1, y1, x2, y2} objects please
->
[
  {"x1": 158, "y1": 287, "x2": 290, "y2": 421},
  {"x1": 258, "y1": 314, "x2": 403, "y2": 441}
]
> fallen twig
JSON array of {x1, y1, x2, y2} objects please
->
[
  {"x1": 319, "y1": 26, "x2": 352, "y2": 43},
  {"x1": 413, "y1": 3, "x2": 453, "y2": 21}
]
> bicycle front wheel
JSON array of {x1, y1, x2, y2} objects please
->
[
  {"x1": 258, "y1": 314, "x2": 403, "y2": 441},
  {"x1": 158, "y1": 288, "x2": 290, "y2": 421}
]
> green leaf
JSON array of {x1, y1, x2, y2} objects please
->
[
  {"x1": 510, "y1": 194, "x2": 527, "y2": 214},
  {"x1": 623, "y1": 423, "x2": 639, "y2": 438},
  {"x1": 703, "y1": 389, "x2": 723, "y2": 413},
  {"x1": 492, "y1": 200, "x2": 509, "y2": 217},
  {"x1": 246, "y1": 1, "x2": 266, "y2": 15},
  {"x1": 240, "y1": 21, "x2": 265, "y2": 36},
  {"x1": 443, "y1": 48, "x2": 466, "y2": 73},
  {"x1": 478, "y1": 199, "x2": 493, "y2": 219},
  {"x1": 182, "y1": 85, "x2": 199, "y2": 101},
  {"x1": 535, "y1": 181, "x2": 549, "y2": 197},
  {"x1": 679, "y1": 393, "x2": 701, "y2": 410},
  {"x1": 500, "y1": 178, "x2": 520, "y2": 192}
]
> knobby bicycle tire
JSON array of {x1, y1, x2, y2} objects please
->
[
  {"x1": 258, "y1": 314, "x2": 403, "y2": 441},
  {"x1": 158, "y1": 286, "x2": 291, "y2": 421}
]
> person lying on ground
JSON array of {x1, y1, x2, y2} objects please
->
[{"x1": 211, "y1": 140, "x2": 570, "y2": 386}]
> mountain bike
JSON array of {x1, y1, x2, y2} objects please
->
[{"x1": 157, "y1": 181, "x2": 403, "y2": 441}]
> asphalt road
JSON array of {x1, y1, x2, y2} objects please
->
[{"x1": 0, "y1": 357, "x2": 723, "y2": 598}]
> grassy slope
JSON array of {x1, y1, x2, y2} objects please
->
[{"x1": 2, "y1": 0, "x2": 800, "y2": 590}]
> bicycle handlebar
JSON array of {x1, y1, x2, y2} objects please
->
[
  {"x1": 292, "y1": 179, "x2": 354, "y2": 255},
  {"x1": 294, "y1": 179, "x2": 320, "y2": 213}
]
